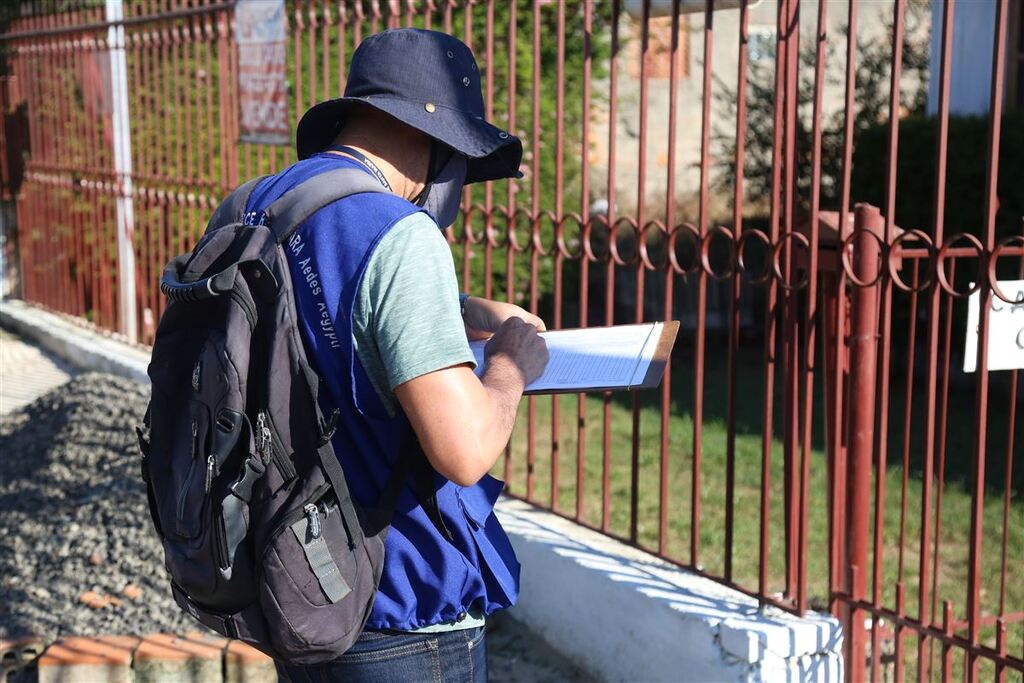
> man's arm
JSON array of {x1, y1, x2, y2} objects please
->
[
  {"x1": 395, "y1": 317, "x2": 547, "y2": 487},
  {"x1": 360, "y1": 212, "x2": 548, "y2": 486}
]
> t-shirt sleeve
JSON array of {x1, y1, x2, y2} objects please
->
[{"x1": 360, "y1": 212, "x2": 476, "y2": 392}]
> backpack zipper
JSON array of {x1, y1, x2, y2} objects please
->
[
  {"x1": 204, "y1": 454, "x2": 216, "y2": 494},
  {"x1": 260, "y1": 483, "x2": 331, "y2": 564},
  {"x1": 176, "y1": 420, "x2": 200, "y2": 523},
  {"x1": 303, "y1": 503, "x2": 321, "y2": 539},
  {"x1": 258, "y1": 410, "x2": 297, "y2": 481}
]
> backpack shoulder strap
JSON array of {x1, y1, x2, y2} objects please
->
[
  {"x1": 262, "y1": 168, "x2": 388, "y2": 244},
  {"x1": 205, "y1": 175, "x2": 270, "y2": 233}
]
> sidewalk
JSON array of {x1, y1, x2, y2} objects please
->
[{"x1": 0, "y1": 328, "x2": 73, "y2": 415}]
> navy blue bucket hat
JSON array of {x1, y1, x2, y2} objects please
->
[{"x1": 296, "y1": 29, "x2": 522, "y2": 185}]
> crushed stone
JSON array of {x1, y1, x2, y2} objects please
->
[
  {"x1": 0, "y1": 373, "x2": 194, "y2": 640},
  {"x1": 0, "y1": 370, "x2": 589, "y2": 680}
]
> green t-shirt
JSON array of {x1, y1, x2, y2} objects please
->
[
  {"x1": 352, "y1": 211, "x2": 477, "y2": 416},
  {"x1": 352, "y1": 211, "x2": 486, "y2": 634}
]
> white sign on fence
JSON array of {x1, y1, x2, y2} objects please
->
[
  {"x1": 963, "y1": 279, "x2": 1024, "y2": 373},
  {"x1": 236, "y1": 0, "x2": 289, "y2": 145}
]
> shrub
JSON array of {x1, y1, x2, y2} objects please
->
[{"x1": 851, "y1": 108, "x2": 1024, "y2": 245}]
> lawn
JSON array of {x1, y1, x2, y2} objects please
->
[{"x1": 494, "y1": 346, "x2": 1023, "y2": 680}]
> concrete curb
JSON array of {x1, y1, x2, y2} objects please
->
[
  {"x1": 0, "y1": 300, "x2": 149, "y2": 383},
  {"x1": 496, "y1": 497, "x2": 844, "y2": 682}
]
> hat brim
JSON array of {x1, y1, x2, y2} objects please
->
[{"x1": 296, "y1": 96, "x2": 523, "y2": 185}]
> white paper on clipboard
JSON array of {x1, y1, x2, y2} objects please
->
[{"x1": 469, "y1": 322, "x2": 664, "y2": 393}]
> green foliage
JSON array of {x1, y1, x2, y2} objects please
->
[
  {"x1": 711, "y1": 3, "x2": 931, "y2": 216},
  {"x1": 445, "y1": 2, "x2": 616, "y2": 308},
  {"x1": 851, "y1": 108, "x2": 1024, "y2": 245}
]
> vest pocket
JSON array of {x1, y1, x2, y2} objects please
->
[{"x1": 455, "y1": 475, "x2": 520, "y2": 607}]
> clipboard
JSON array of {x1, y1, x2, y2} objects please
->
[{"x1": 470, "y1": 321, "x2": 680, "y2": 396}]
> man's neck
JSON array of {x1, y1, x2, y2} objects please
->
[{"x1": 329, "y1": 132, "x2": 428, "y2": 202}]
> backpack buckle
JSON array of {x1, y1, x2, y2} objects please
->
[{"x1": 318, "y1": 408, "x2": 340, "y2": 446}]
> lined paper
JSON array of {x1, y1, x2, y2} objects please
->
[{"x1": 470, "y1": 322, "x2": 664, "y2": 393}]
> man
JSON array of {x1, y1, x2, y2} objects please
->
[{"x1": 249, "y1": 29, "x2": 548, "y2": 682}]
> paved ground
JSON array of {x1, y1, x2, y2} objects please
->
[
  {"x1": 0, "y1": 327, "x2": 588, "y2": 682},
  {"x1": 0, "y1": 329, "x2": 73, "y2": 415}
]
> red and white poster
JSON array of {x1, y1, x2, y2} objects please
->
[{"x1": 236, "y1": 0, "x2": 289, "y2": 145}]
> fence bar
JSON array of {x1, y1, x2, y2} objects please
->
[
  {"x1": 967, "y1": 0, "x2": 1009, "y2": 678},
  {"x1": 629, "y1": 0, "x2": 650, "y2": 547},
  {"x1": 798, "y1": 0, "x2": 826, "y2": 617},
  {"x1": 723, "y1": 0, "x2": 747, "y2": 582},
  {"x1": 846, "y1": 203, "x2": 883, "y2": 683},
  {"x1": 503, "y1": 0, "x2": 518, "y2": 488},
  {"x1": 876, "y1": 2, "x2": 904, "y2": 675},
  {"x1": 921, "y1": 2, "x2": 956, "y2": 678},
  {"x1": 601, "y1": 0, "x2": 620, "y2": 535},
  {"x1": 551, "y1": 0, "x2": 564, "y2": 514},
  {"x1": 779, "y1": 0, "x2": 800, "y2": 602},
  {"x1": 658, "y1": 0, "x2": 681, "y2": 558},
  {"x1": 576, "y1": 0, "x2": 591, "y2": 526},
  {"x1": 526, "y1": 0, "x2": 540, "y2": 504},
  {"x1": 688, "y1": 0, "x2": 714, "y2": 568}
]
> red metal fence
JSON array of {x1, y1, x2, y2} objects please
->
[{"x1": 1, "y1": 1, "x2": 1022, "y2": 680}]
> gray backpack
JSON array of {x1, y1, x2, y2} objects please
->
[{"x1": 136, "y1": 169, "x2": 430, "y2": 664}]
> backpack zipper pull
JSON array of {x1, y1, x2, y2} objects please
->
[
  {"x1": 304, "y1": 503, "x2": 321, "y2": 539},
  {"x1": 256, "y1": 411, "x2": 272, "y2": 458},
  {"x1": 205, "y1": 455, "x2": 216, "y2": 493},
  {"x1": 190, "y1": 420, "x2": 198, "y2": 459}
]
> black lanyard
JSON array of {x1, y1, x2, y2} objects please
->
[{"x1": 328, "y1": 145, "x2": 392, "y2": 192}]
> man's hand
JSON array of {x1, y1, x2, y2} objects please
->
[
  {"x1": 463, "y1": 297, "x2": 545, "y2": 341},
  {"x1": 394, "y1": 317, "x2": 548, "y2": 488},
  {"x1": 483, "y1": 317, "x2": 549, "y2": 389}
]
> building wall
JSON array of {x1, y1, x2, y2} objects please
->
[{"x1": 586, "y1": 1, "x2": 928, "y2": 220}]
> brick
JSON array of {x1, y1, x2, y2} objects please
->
[
  {"x1": 37, "y1": 636, "x2": 140, "y2": 683},
  {"x1": 225, "y1": 640, "x2": 277, "y2": 683},
  {"x1": 135, "y1": 633, "x2": 223, "y2": 683}
]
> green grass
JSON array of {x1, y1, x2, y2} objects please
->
[{"x1": 493, "y1": 348, "x2": 1023, "y2": 680}]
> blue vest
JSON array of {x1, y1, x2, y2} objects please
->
[{"x1": 245, "y1": 154, "x2": 519, "y2": 631}]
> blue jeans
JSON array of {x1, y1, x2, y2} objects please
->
[{"x1": 274, "y1": 626, "x2": 488, "y2": 683}]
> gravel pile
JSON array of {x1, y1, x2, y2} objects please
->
[
  {"x1": 0, "y1": 373, "x2": 194, "y2": 640},
  {"x1": 0, "y1": 368, "x2": 588, "y2": 680}
]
